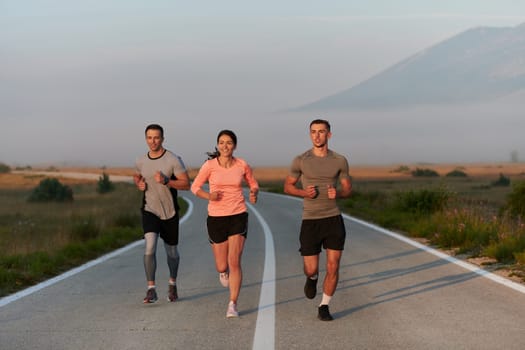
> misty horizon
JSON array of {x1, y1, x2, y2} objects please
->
[{"x1": 2, "y1": 2, "x2": 525, "y2": 169}]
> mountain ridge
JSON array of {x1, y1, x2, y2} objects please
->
[{"x1": 295, "y1": 22, "x2": 525, "y2": 111}]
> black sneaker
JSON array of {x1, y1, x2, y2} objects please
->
[
  {"x1": 318, "y1": 305, "x2": 334, "y2": 321},
  {"x1": 304, "y1": 277, "x2": 318, "y2": 299},
  {"x1": 167, "y1": 284, "x2": 178, "y2": 302},
  {"x1": 143, "y1": 288, "x2": 158, "y2": 304}
]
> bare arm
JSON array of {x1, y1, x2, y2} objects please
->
[
  {"x1": 284, "y1": 175, "x2": 318, "y2": 199},
  {"x1": 155, "y1": 171, "x2": 191, "y2": 190},
  {"x1": 168, "y1": 171, "x2": 191, "y2": 190},
  {"x1": 337, "y1": 177, "x2": 352, "y2": 199}
]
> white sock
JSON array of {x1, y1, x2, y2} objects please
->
[
  {"x1": 320, "y1": 293, "x2": 332, "y2": 306},
  {"x1": 309, "y1": 274, "x2": 318, "y2": 280},
  {"x1": 148, "y1": 285, "x2": 156, "y2": 290}
]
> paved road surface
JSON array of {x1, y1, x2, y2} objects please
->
[{"x1": 1, "y1": 188, "x2": 525, "y2": 349}]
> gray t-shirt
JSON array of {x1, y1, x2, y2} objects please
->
[
  {"x1": 136, "y1": 150, "x2": 187, "y2": 220},
  {"x1": 289, "y1": 149, "x2": 350, "y2": 220}
]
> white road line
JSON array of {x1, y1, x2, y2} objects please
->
[
  {"x1": 347, "y1": 215, "x2": 525, "y2": 295},
  {"x1": 248, "y1": 202, "x2": 276, "y2": 350},
  {"x1": 0, "y1": 198, "x2": 194, "y2": 308}
]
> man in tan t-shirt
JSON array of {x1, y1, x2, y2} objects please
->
[{"x1": 284, "y1": 118, "x2": 352, "y2": 321}]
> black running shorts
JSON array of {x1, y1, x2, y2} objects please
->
[
  {"x1": 206, "y1": 212, "x2": 248, "y2": 244},
  {"x1": 142, "y1": 210, "x2": 180, "y2": 246},
  {"x1": 299, "y1": 215, "x2": 346, "y2": 256}
]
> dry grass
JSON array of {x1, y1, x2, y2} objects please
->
[
  {"x1": 9, "y1": 162, "x2": 525, "y2": 185},
  {"x1": 0, "y1": 173, "x2": 96, "y2": 189}
]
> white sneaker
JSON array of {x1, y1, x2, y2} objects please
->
[
  {"x1": 226, "y1": 301, "x2": 238, "y2": 318},
  {"x1": 219, "y1": 272, "x2": 229, "y2": 287}
]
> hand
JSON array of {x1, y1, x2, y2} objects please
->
[
  {"x1": 249, "y1": 188, "x2": 258, "y2": 204},
  {"x1": 327, "y1": 184, "x2": 337, "y2": 199},
  {"x1": 154, "y1": 171, "x2": 169, "y2": 185},
  {"x1": 209, "y1": 191, "x2": 223, "y2": 201},
  {"x1": 305, "y1": 185, "x2": 319, "y2": 199},
  {"x1": 134, "y1": 174, "x2": 147, "y2": 191}
]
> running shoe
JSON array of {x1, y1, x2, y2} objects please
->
[
  {"x1": 226, "y1": 301, "x2": 239, "y2": 318},
  {"x1": 304, "y1": 277, "x2": 318, "y2": 299},
  {"x1": 167, "y1": 284, "x2": 178, "y2": 302},
  {"x1": 219, "y1": 271, "x2": 229, "y2": 287},
  {"x1": 143, "y1": 288, "x2": 158, "y2": 304},
  {"x1": 318, "y1": 305, "x2": 334, "y2": 321}
]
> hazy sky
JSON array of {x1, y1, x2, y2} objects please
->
[{"x1": 2, "y1": 1, "x2": 525, "y2": 169}]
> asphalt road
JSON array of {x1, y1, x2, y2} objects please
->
[{"x1": 1, "y1": 189, "x2": 525, "y2": 350}]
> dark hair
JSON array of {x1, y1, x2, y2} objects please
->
[
  {"x1": 206, "y1": 129, "x2": 238, "y2": 159},
  {"x1": 216, "y1": 129, "x2": 237, "y2": 145},
  {"x1": 145, "y1": 124, "x2": 164, "y2": 137},
  {"x1": 310, "y1": 118, "x2": 331, "y2": 132}
]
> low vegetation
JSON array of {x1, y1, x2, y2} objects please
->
[
  {"x1": 0, "y1": 175, "x2": 187, "y2": 297},
  {"x1": 97, "y1": 172, "x2": 115, "y2": 194},
  {"x1": 339, "y1": 175, "x2": 525, "y2": 278},
  {"x1": 0, "y1": 162, "x2": 10, "y2": 174},
  {"x1": 27, "y1": 178, "x2": 74, "y2": 202}
]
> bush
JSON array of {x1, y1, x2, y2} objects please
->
[
  {"x1": 484, "y1": 234, "x2": 525, "y2": 263},
  {"x1": 391, "y1": 165, "x2": 410, "y2": 173},
  {"x1": 411, "y1": 168, "x2": 439, "y2": 177},
  {"x1": 504, "y1": 181, "x2": 525, "y2": 218},
  {"x1": 446, "y1": 169, "x2": 468, "y2": 177},
  {"x1": 97, "y1": 172, "x2": 115, "y2": 194},
  {"x1": 394, "y1": 187, "x2": 451, "y2": 215},
  {"x1": 492, "y1": 173, "x2": 510, "y2": 187},
  {"x1": 28, "y1": 178, "x2": 73, "y2": 202},
  {"x1": 0, "y1": 163, "x2": 10, "y2": 174}
]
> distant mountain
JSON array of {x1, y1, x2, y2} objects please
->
[{"x1": 296, "y1": 23, "x2": 525, "y2": 110}]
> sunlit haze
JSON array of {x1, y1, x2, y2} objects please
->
[{"x1": 2, "y1": 1, "x2": 525, "y2": 169}]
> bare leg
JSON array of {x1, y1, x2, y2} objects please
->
[
  {"x1": 226, "y1": 234, "x2": 245, "y2": 303},
  {"x1": 323, "y1": 249, "x2": 342, "y2": 296},
  {"x1": 303, "y1": 254, "x2": 320, "y2": 278}
]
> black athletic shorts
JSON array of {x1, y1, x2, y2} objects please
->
[
  {"x1": 299, "y1": 214, "x2": 346, "y2": 256},
  {"x1": 207, "y1": 212, "x2": 248, "y2": 244},
  {"x1": 142, "y1": 210, "x2": 180, "y2": 246}
]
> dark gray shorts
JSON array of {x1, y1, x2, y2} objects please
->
[{"x1": 299, "y1": 215, "x2": 346, "y2": 256}]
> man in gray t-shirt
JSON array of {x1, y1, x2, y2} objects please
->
[
  {"x1": 134, "y1": 124, "x2": 190, "y2": 304},
  {"x1": 284, "y1": 118, "x2": 352, "y2": 321}
]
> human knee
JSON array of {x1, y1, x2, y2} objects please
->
[
  {"x1": 165, "y1": 244, "x2": 179, "y2": 260},
  {"x1": 144, "y1": 232, "x2": 158, "y2": 255},
  {"x1": 326, "y1": 261, "x2": 340, "y2": 275}
]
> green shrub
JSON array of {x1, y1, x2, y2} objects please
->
[
  {"x1": 504, "y1": 181, "x2": 525, "y2": 218},
  {"x1": 97, "y1": 172, "x2": 115, "y2": 194},
  {"x1": 394, "y1": 187, "x2": 451, "y2": 215},
  {"x1": 491, "y1": 173, "x2": 510, "y2": 187},
  {"x1": 411, "y1": 168, "x2": 439, "y2": 177},
  {"x1": 446, "y1": 169, "x2": 468, "y2": 177},
  {"x1": 391, "y1": 165, "x2": 410, "y2": 173},
  {"x1": 0, "y1": 163, "x2": 10, "y2": 173},
  {"x1": 427, "y1": 209, "x2": 499, "y2": 253},
  {"x1": 484, "y1": 234, "x2": 525, "y2": 263},
  {"x1": 515, "y1": 251, "x2": 525, "y2": 265},
  {"x1": 28, "y1": 178, "x2": 73, "y2": 202}
]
